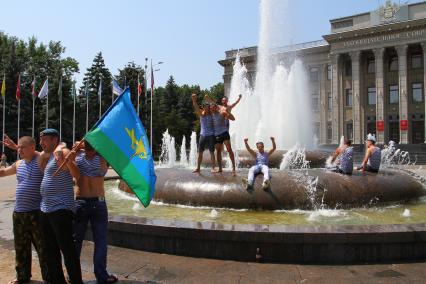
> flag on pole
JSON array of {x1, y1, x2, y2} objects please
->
[
  {"x1": 31, "y1": 77, "x2": 37, "y2": 98},
  {"x1": 137, "y1": 74, "x2": 142, "y2": 97},
  {"x1": 58, "y1": 76, "x2": 63, "y2": 103},
  {"x1": 84, "y1": 88, "x2": 156, "y2": 207},
  {"x1": 1, "y1": 75, "x2": 5, "y2": 98},
  {"x1": 15, "y1": 74, "x2": 21, "y2": 101},
  {"x1": 112, "y1": 79, "x2": 123, "y2": 96},
  {"x1": 38, "y1": 79, "x2": 48, "y2": 99}
]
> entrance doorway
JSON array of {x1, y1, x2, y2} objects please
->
[{"x1": 412, "y1": 120, "x2": 424, "y2": 144}]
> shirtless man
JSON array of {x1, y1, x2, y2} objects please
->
[
  {"x1": 73, "y1": 141, "x2": 118, "y2": 283},
  {"x1": 192, "y1": 94, "x2": 216, "y2": 173}
]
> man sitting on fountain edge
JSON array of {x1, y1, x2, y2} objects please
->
[
  {"x1": 357, "y1": 134, "x2": 381, "y2": 173},
  {"x1": 242, "y1": 137, "x2": 276, "y2": 190},
  {"x1": 329, "y1": 138, "x2": 354, "y2": 175}
]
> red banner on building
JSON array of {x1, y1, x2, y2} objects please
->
[
  {"x1": 400, "y1": 120, "x2": 408, "y2": 131},
  {"x1": 376, "y1": 120, "x2": 384, "y2": 132}
]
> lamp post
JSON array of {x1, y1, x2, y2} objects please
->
[{"x1": 149, "y1": 60, "x2": 163, "y2": 152}]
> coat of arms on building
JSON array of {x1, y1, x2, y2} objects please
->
[{"x1": 379, "y1": 0, "x2": 401, "y2": 23}]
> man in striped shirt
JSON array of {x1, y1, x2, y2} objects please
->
[
  {"x1": 38, "y1": 128, "x2": 83, "y2": 284},
  {"x1": 0, "y1": 136, "x2": 49, "y2": 284}
]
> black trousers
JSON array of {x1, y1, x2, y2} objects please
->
[{"x1": 40, "y1": 209, "x2": 82, "y2": 284}]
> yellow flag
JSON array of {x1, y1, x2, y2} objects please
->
[{"x1": 1, "y1": 75, "x2": 5, "y2": 98}]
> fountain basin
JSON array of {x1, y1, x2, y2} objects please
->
[{"x1": 119, "y1": 168, "x2": 426, "y2": 210}]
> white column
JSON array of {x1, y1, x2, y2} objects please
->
[
  {"x1": 396, "y1": 44, "x2": 409, "y2": 144},
  {"x1": 331, "y1": 53, "x2": 341, "y2": 144},
  {"x1": 374, "y1": 48, "x2": 385, "y2": 144},
  {"x1": 421, "y1": 42, "x2": 426, "y2": 143},
  {"x1": 319, "y1": 64, "x2": 327, "y2": 145},
  {"x1": 350, "y1": 51, "x2": 361, "y2": 144}
]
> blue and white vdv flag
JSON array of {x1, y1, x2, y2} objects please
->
[
  {"x1": 38, "y1": 79, "x2": 48, "y2": 99},
  {"x1": 112, "y1": 79, "x2": 123, "y2": 96}
]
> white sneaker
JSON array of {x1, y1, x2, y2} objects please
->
[{"x1": 262, "y1": 180, "x2": 270, "y2": 190}]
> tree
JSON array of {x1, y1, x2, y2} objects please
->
[{"x1": 80, "y1": 52, "x2": 112, "y2": 137}]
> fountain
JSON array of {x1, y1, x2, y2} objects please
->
[
  {"x1": 180, "y1": 136, "x2": 188, "y2": 166},
  {"x1": 99, "y1": 0, "x2": 426, "y2": 264}
]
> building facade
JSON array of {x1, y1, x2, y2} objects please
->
[{"x1": 219, "y1": 1, "x2": 426, "y2": 145}]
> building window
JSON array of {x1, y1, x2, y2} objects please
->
[
  {"x1": 312, "y1": 93, "x2": 319, "y2": 111},
  {"x1": 412, "y1": 82, "x2": 423, "y2": 103},
  {"x1": 368, "y1": 87, "x2": 376, "y2": 105},
  {"x1": 345, "y1": 89, "x2": 353, "y2": 107},
  {"x1": 411, "y1": 54, "x2": 422, "y2": 69},
  {"x1": 310, "y1": 67, "x2": 319, "y2": 82},
  {"x1": 367, "y1": 59, "x2": 375, "y2": 74},
  {"x1": 327, "y1": 122, "x2": 332, "y2": 142},
  {"x1": 327, "y1": 92, "x2": 332, "y2": 111},
  {"x1": 389, "y1": 57, "x2": 398, "y2": 71},
  {"x1": 346, "y1": 122, "x2": 353, "y2": 140},
  {"x1": 389, "y1": 84, "x2": 399, "y2": 104},
  {"x1": 345, "y1": 61, "x2": 352, "y2": 76},
  {"x1": 327, "y1": 65, "x2": 332, "y2": 80}
]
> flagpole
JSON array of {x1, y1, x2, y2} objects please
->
[
  {"x1": 150, "y1": 60, "x2": 153, "y2": 151},
  {"x1": 17, "y1": 99, "x2": 20, "y2": 141},
  {"x1": 86, "y1": 85, "x2": 89, "y2": 134},
  {"x1": 31, "y1": 77, "x2": 35, "y2": 138},
  {"x1": 59, "y1": 76, "x2": 62, "y2": 141},
  {"x1": 46, "y1": 76, "x2": 49, "y2": 128},
  {"x1": 2, "y1": 74, "x2": 5, "y2": 153},
  {"x1": 137, "y1": 74, "x2": 140, "y2": 116},
  {"x1": 99, "y1": 77, "x2": 102, "y2": 119},
  {"x1": 72, "y1": 82, "x2": 76, "y2": 144},
  {"x1": 32, "y1": 96, "x2": 35, "y2": 138}
]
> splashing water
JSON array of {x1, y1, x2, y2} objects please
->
[
  {"x1": 180, "y1": 136, "x2": 188, "y2": 166},
  {"x1": 381, "y1": 148, "x2": 414, "y2": 167},
  {"x1": 159, "y1": 129, "x2": 176, "y2": 167},
  {"x1": 228, "y1": 0, "x2": 313, "y2": 150},
  {"x1": 402, "y1": 208, "x2": 411, "y2": 217},
  {"x1": 189, "y1": 131, "x2": 198, "y2": 168},
  {"x1": 280, "y1": 144, "x2": 310, "y2": 170}
]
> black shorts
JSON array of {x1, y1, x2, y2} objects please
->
[
  {"x1": 199, "y1": 135, "x2": 215, "y2": 153},
  {"x1": 215, "y1": 131, "x2": 230, "y2": 144}
]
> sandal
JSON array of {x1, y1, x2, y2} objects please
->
[{"x1": 106, "y1": 274, "x2": 118, "y2": 283}]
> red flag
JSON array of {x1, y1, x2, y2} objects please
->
[
  {"x1": 31, "y1": 77, "x2": 37, "y2": 98},
  {"x1": 137, "y1": 74, "x2": 142, "y2": 97},
  {"x1": 15, "y1": 74, "x2": 21, "y2": 101}
]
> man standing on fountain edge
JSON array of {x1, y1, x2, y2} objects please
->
[
  {"x1": 191, "y1": 94, "x2": 217, "y2": 173},
  {"x1": 242, "y1": 137, "x2": 276, "y2": 190}
]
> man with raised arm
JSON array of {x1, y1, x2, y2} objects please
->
[
  {"x1": 192, "y1": 93, "x2": 217, "y2": 173},
  {"x1": 205, "y1": 94, "x2": 242, "y2": 176},
  {"x1": 242, "y1": 137, "x2": 276, "y2": 190},
  {"x1": 0, "y1": 135, "x2": 49, "y2": 284}
]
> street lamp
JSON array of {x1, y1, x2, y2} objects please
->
[{"x1": 147, "y1": 59, "x2": 164, "y2": 153}]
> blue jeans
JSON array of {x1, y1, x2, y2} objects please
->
[{"x1": 74, "y1": 198, "x2": 109, "y2": 283}]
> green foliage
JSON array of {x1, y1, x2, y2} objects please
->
[{"x1": 0, "y1": 31, "x2": 226, "y2": 160}]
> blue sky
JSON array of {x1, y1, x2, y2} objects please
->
[{"x1": 0, "y1": 0, "x2": 420, "y2": 88}]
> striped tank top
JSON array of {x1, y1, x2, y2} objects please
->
[
  {"x1": 200, "y1": 115, "x2": 214, "y2": 137},
  {"x1": 256, "y1": 152, "x2": 269, "y2": 166},
  {"x1": 338, "y1": 147, "x2": 353, "y2": 174},
  {"x1": 76, "y1": 152, "x2": 107, "y2": 177},
  {"x1": 212, "y1": 113, "x2": 228, "y2": 136},
  {"x1": 15, "y1": 156, "x2": 43, "y2": 212},
  {"x1": 367, "y1": 146, "x2": 381, "y2": 171},
  {"x1": 40, "y1": 155, "x2": 75, "y2": 213}
]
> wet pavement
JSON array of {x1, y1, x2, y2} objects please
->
[{"x1": 1, "y1": 170, "x2": 426, "y2": 283}]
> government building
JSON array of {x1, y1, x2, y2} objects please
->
[{"x1": 219, "y1": 1, "x2": 426, "y2": 145}]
